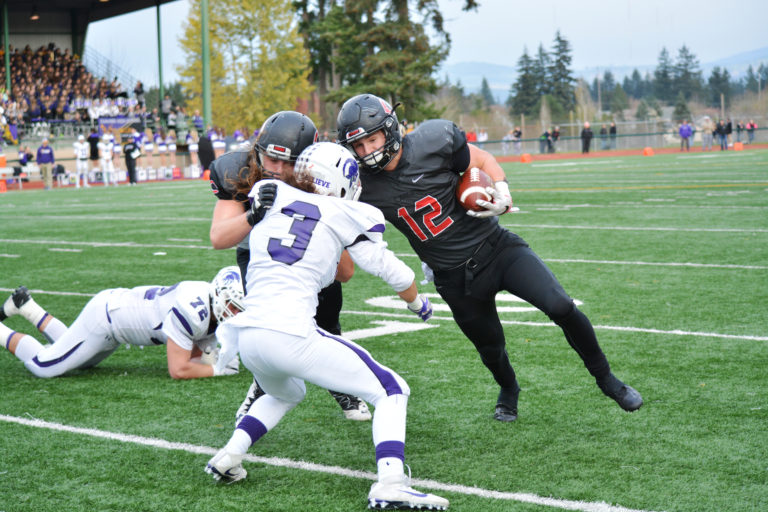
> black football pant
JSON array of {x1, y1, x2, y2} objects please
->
[{"x1": 433, "y1": 228, "x2": 611, "y2": 391}]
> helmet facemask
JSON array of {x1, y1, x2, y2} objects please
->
[{"x1": 210, "y1": 267, "x2": 245, "y2": 324}]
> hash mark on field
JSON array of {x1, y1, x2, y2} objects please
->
[
  {"x1": 49, "y1": 248, "x2": 83, "y2": 253},
  {"x1": 0, "y1": 414, "x2": 661, "y2": 512}
]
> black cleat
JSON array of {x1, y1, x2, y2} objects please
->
[
  {"x1": 494, "y1": 383, "x2": 520, "y2": 422},
  {"x1": 597, "y1": 374, "x2": 643, "y2": 412},
  {"x1": 1, "y1": 286, "x2": 32, "y2": 321},
  {"x1": 330, "y1": 391, "x2": 372, "y2": 421}
]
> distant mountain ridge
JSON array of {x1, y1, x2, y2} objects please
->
[{"x1": 439, "y1": 46, "x2": 768, "y2": 103}]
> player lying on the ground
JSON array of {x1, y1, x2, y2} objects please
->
[
  {"x1": 205, "y1": 142, "x2": 447, "y2": 510},
  {"x1": 0, "y1": 266, "x2": 245, "y2": 379}
]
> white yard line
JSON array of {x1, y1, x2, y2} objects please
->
[
  {"x1": 0, "y1": 414, "x2": 662, "y2": 512},
  {"x1": 501, "y1": 223, "x2": 768, "y2": 233}
]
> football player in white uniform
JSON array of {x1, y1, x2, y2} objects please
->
[
  {"x1": 98, "y1": 133, "x2": 117, "y2": 186},
  {"x1": 72, "y1": 134, "x2": 90, "y2": 188},
  {"x1": 0, "y1": 267, "x2": 244, "y2": 379},
  {"x1": 205, "y1": 143, "x2": 448, "y2": 511}
]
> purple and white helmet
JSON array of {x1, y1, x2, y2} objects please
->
[
  {"x1": 295, "y1": 142, "x2": 362, "y2": 201},
  {"x1": 210, "y1": 266, "x2": 245, "y2": 323}
]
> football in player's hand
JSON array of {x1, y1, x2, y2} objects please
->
[{"x1": 456, "y1": 168, "x2": 494, "y2": 211}]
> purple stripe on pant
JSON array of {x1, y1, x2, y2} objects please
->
[{"x1": 317, "y1": 329, "x2": 403, "y2": 396}]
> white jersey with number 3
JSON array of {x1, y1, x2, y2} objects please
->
[{"x1": 232, "y1": 180, "x2": 414, "y2": 337}]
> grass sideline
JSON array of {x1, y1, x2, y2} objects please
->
[{"x1": 0, "y1": 150, "x2": 767, "y2": 512}]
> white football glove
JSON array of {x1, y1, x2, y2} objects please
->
[
  {"x1": 213, "y1": 354, "x2": 240, "y2": 376},
  {"x1": 467, "y1": 181, "x2": 513, "y2": 218},
  {"x1": 199, "y1": 346, "x2": 220, "y2": 366},
  {"x1": 407, "y1": 294, "x2": 433, "y2": 321}
]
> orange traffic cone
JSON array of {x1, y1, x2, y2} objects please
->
[
  {"x1": 520, "y1": 153, "x2": 532, "y2": 163},
  {"x1": 642, "y1": 147, "x2": 655, "y2": 156},
  {"x1": 0, "y1": 179, "x2": 6, "y2": 193}
]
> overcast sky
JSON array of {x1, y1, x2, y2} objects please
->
[{"x1": 85, "y1": 0, "x2": 768, "y2": 87}]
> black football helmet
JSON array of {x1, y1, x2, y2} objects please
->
[
  {"x1": 336, "y1": 94, "x2": 401, "y2": 173},
  {"x1": 254, "y1": 111, "x2": 318, "y2": 166}
]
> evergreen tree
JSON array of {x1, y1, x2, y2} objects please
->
[
  {"x1": 532, "y1": 44, "x2": 551, "y2": 97},
  {"x1": 672, "y1": 91, "x2": 691, "y2": 121},
  {"x1": 673, "y1": 45, "x2": 703, "y2": 100},
  {"x1": 480, "y1": 77, "x2": 495, "y2": 107},
  {"x1": 625, "y1": 69, "x2": 644, "y2": 99},
  {"x1": 654, "y1": 47, "x2": 675, "y2": 103},
  {"x1": 548, "y1": 31, "x2": 575, "y2": 111},
  {"x1": 635, "y1": 100, "x2": 651, "y2": 121},
  {"x1": 507, "y1": 47, "x2": 538, "y2": 117},
  {"x1": 708, "y1": 66, "x2": 731, "y2": 108},
  {"x1": 600, "y1": 70, "x2": 616, "y2": 111},
  {"x1": 610, "y1": 84, "x2": 629, "y2": 120},
  {"x1": 758, "y1": 63, "x2": 768, "y2": 87},
  {"x1": 745, "y1": 65, "x2": 759, "y2": 93}
]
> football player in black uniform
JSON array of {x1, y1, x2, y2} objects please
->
[
  {"x1": 336, "y1": 94, "x2": 642, "y2": 422},
  {"x1": 208, "y1": 110, "x2": 371, "y2": 422}
]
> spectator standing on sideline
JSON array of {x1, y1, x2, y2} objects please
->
[
  {"x1": 679, "y1": 120, "x2": 693, "y2": 152},
  {"x1": 477, "y1": 128, "x2": 488, "y2": 149},
  {"x1": 700, "y1": 116, "x2": 714, "y2": 151},
  {"x1": 539, "y1": 129, "x2": 550, "y2": 154},
  {"x1": 599, "y1": 124, "x2": 609, "y2": 150},
  {"x1": 735, "y1": 121, "x2": 744, "y2": 143},
  {"x1": 73, "y1": 134, "x2": 90, "y2": 188},
  {"x1": 87, "y1": 128, "x2": 100, "y2": 174},
  {"x1": 193, "y1": 110, "x2": 204, "y2": 132},
  {"x1": 161, "y1": 94, "x2": 173, "y2": 126},
  {"x1": 336, "y1": 94, "x2": 642, "y2": 423},
  {"x1": 123, "y1": 132, "x2": 141, "y2": 185},
  {"x1": 513, "y1": 126, "x2": 523, "y2": 155},
  {"x1": 36, "y1": 138, "x2": 55, "y2": 190},
  {"x1": 550, "y1": 126, "x2": 560, "y2": 153},
  {"x1": 15, "y1": 145, "x2": 34, "y2": 180},
  {"x1": 715, "y1": 120, "x2": 727, "y2": 151},
  {"x1": 609, "y1": 122, "x2": 617, "y2": 149},
  {"x1": 501, "y1": 130, "x2": 513, "y2": 154},
  {"x1": 581, "y1": 122, "x2": 593, "y2": 153},
  {"x1": 746, "y1": 120, "x2": 757, "y2": 144},
  {"x1": 98, "y1": 133, "x2": 117, "y2": 186},
  {"x1": 725, "y1": 118, "x2": 733, "y2": 146},
  {"x1": 134, "y1": 81, "x2": 145, "y2": 108}
]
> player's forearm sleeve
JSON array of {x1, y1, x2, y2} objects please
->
[{"x1": 348, "y1": 240, "x2": 415, "y2": 293}]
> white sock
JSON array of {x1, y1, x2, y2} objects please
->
[
  {"x1": 42, "y1": 317, "x2": 68, "y2": 344},
  {"x1": 19, "y1": 298, "x2": 47, "y2": 328},
  {"x1": 12, "y1": 334, "x2": 44, "y2": 363},
  {"x1": 224, "y1": 428, "x2": 252, "y2": 455},
  {"x1": 377, "y1": 457, "x2": 404, "y2": 481}
]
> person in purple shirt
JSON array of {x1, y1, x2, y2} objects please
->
[
  {"x1": 36, "y1": 138, "x2": 55, "y2": 190},
  {"x1": 679, "y1": 120, "x2": 693, "y2": 152}
]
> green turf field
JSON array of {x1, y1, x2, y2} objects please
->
[{"x1": 1, "y1": 149, "x2": 766, "y2": 512}]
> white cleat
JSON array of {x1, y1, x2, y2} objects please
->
[
  {"x1": 205, "y1": 449, "x2": 247, "y2": 483},
  {"x1": 368, "y1": 474, "x2": 449, "y2": 510}
]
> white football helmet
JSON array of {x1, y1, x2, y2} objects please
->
[
  {"x1": 210, "y1": 266, "x2": 245, "y2": 323},
  {"x1": 295, "y1": 142, "x2": 362, "y2": 201}
]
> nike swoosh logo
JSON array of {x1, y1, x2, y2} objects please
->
[{"x1": 411, "y1": 174, "x2": 424, "y2": 183}]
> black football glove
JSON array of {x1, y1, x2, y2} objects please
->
[{"x1": 246, "y1": 182, "x2": 277, "y2": 226}]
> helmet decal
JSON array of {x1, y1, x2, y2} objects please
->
[{"x1": 379, "y1": 98, "x2": 392, "y2": 114}]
